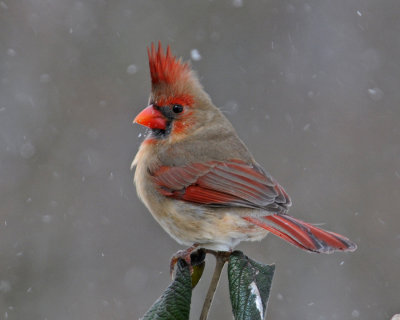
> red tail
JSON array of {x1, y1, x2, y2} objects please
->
[{"x1": 243, "y1": 214, "x2": 357, "y2": 253}]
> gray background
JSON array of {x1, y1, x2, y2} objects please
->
[{"x1": 1, "y1": 0, "x2": 399, "y2": 319}]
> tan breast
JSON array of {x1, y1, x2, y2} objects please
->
[{"x1": 132, "y1": 141, "x2": 162, "y2": 211}]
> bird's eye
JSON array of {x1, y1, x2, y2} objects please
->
[{"x1": 172, "y1": 104, "x2": 184, "y2": 113}]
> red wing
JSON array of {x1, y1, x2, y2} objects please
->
[{"x1": 151, "y1": 159, "x2": 291, "y2": 212}]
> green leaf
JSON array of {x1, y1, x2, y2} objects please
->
[
  {"x1": 191, "y1": 260, "x2": 205, "y2": 289},
  {"x1": 190, "y1": 248, "x2": 206, "y2": 289},
  {"x1": 142, "y1": 260, "x2": 192, "y2": 320},
  {"x1": 228, "y1": 251, "x2": 275, "y2": 320}
]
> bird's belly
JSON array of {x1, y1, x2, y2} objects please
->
[{"x1": 149, "y1": 199, "x2": 269, "y2": 251}]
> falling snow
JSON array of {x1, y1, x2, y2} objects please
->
[
  {"x1": 190, "y1": 49, "x2": 202, "y2": 61},
  {"x1": 42, "y1": 215, "x2": 52, "y2": 223},
  {"x1": 223, "y1": 100, "x2": 239, "y2": 114},
  {"x1": 352, "y1": 309, "x2": 360, "y2": 318},
  {"x1": 232, "y1": 0, "x2": 243, "y2": 8},
  {"x1": 7, "y1": 48, "x2": 16, "y2": 56},
  {"x1": 40, "y1": 74, "x2": 51, "y2": 83},
  {"x1": 367, "y1": 88, "x2": 384, "y2": 101},
  {"x1": 126, "y1": 64, "x2": 138, "y2": 74},
  {"x1": 0, "y1": 280, "x2": 11, "y2": 293}
]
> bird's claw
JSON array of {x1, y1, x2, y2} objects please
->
[{"x1": 169, "y1": 244, "x2": 200, "y2": 278}]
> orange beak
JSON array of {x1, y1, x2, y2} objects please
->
[{"x1": 133, "y1": 105, "x2": 167, "y2": 130}]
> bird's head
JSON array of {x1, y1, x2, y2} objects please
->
[{"x1": 134, "y1": 42, "x2": 215, "y2": 141}]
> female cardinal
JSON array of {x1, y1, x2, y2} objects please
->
[{"x1": 132, "y1": 42, "x2": 356, "y2": 269}]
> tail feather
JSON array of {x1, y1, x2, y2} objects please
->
[
  {"x1": 243, "y1": 216, "x2": 311, "y2": 250},
  {"x1": 243, "y1": 214, "x2": 357, "y2": 253}
]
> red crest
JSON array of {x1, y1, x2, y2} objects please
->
[{"x1": 147, "y1": 41, "x2": 190, "y2": 85}]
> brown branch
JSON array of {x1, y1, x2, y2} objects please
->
[{"x1": 199, "y1": 250, "x2": 231, "y2": 320}]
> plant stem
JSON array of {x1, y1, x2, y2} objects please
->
[{"x1": 199, "y1": 251, "x2": 230, "y2": 320}]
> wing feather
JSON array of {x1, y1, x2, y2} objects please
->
[{"x1": 151, "y1": 159, "x2": 291, "y2": 212}]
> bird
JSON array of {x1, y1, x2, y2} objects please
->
[{"x1": 132, "y1": 42, "x2": 356, "y2": 272}]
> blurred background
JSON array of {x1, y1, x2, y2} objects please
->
[{"x1": 1, "y1": 0, "x2": 399, "y2": 319}]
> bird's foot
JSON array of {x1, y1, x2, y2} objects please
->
[{"x1": 170, "y1": 243, "x2": 200, "y2": 278}]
